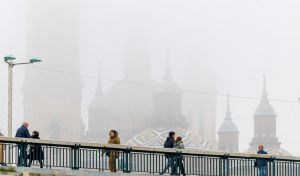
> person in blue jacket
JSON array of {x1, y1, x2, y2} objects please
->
[
  {"x1": 15, "y1": 122, "x2": 31, "y2": 166},
  {"x1": 255, "y1": 144, "x2": 268, "y2": 176}
]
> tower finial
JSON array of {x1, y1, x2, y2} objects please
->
[
  {"x1": 225, "y1": 94, "x2": 232, "y2": 120},
  {"x1": 261, "y1": 75, "x2": 269, "y2": 103}
]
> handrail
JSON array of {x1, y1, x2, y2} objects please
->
[{"x1": 0, "y1": 136, "x2": 298, "y2": 161}]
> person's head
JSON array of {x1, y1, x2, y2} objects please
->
[
  {"x1": 109, "y1": 130, "x2": 118, "y2": 138},
  {"x1": 31, "y1": 131, "x2": 39, "y2": 138},
  {"x1": 258, "y1": 144, "x2": 264, "y2": 151},
  {"x1": 169, "y1": 131, "x2": 175, "y2": 139},
  {"x1": 22, "y1": 122, "x2": 29, "y2": 128},
  {"x1": 176, "y1": 136, "x2": 182, "y2": 142}
]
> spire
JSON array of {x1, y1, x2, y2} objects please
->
[
  {"x1": 261, "y1": 76, "x2": 269, "y2": 103},
  {"x1": 225, "y1": 94, "x2": 232, "y2": 120},
  {"x1": 218, "y1": 94, "x2": 239, "y2": 133},
  {"x1": 163, "y1": 48, "x2": 173, "y2": 81}
]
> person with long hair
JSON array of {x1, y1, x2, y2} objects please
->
[
  {"x1": 174, "y1": 136, "x2": 186, "y2": 176},
  {"x1": 103, "y1": 130, "x2": 121, "y2": 172},
  {"x1": 28, "y1": 131, "x2": 44, "y2": 168}
]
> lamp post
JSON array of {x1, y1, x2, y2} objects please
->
[{"x1": 3, "y1": 55, "x2": 41, "y2": 137}]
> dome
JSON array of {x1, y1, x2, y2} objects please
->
[
  {"x1": 254, "y1": 101, "x2": 276, "y2": 116},
  {"x1": 254, "y1": 76, "x2": 276, "y2": 117},
  {"x1": 127, "y1": 128, "x2": 217, "y2": 150},
  {"x1": 218, "y1": 119, "x2": 239, "y2": 133}
]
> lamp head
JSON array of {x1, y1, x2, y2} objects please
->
[
  {"x1": 29, "y1": 57, "x2": 42, "y2": 63},
  {"x1": 4, "y1": 55, "x2": 16, "y2": 62}
]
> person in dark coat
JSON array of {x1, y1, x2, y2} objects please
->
[
  {"x1": 15, "y1": 122, "x2": 31, "y2": 166},
  {"x1": 15, "y1": 122, "x2": 30, "y2": 138},
  {"x1": 255, "y1": 144, "x2": 268, "y2": 176},
  {"x1": 160, "y1": 131, "x2": 176, "y2": 175},
  {"x1": 28, "y1": 131, "x2": 44, "y2": 168}
]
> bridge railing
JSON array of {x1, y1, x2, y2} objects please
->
[{"x1": 0, "y1": 137, "x2": 300, "y2": 175}]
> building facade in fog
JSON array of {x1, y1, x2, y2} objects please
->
[
  {"x1": 218, "y1": 95, "x2": 239, "y2": 152},
  {"x1": 86, "y1": 30, "x2": 159, "y2": 143},
  {"x1": 87, "y1": 40, "x2": 217, "y2": 149},
  {"x1": 23, "y1": 0, "x2": 84, "y2": 141},
  {"x1": 127, "y1": 55, "x2": 216, "y2": 149},
  {"x1": 246, "y1": 77, "x2": 289, "y2": 155}
]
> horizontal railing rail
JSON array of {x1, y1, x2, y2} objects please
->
[{"x1": 0, "y1": 137, "x2": 299, "y2": 175}]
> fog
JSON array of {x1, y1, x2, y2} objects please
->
[{"x1": 1, "y1": 0, "x2": 300, "y2": 155}]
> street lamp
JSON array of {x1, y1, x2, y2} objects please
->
[{"x1": 3, "y1": 55, "x2": 42, "y2": 137}]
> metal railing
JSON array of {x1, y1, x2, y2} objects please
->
[{"x1": 0, "y1": 137, "x2": 300, "y2": 175}]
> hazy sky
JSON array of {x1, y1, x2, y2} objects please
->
[{"x1": 1, "y1": 0, "x2": 300, "y2": 155}]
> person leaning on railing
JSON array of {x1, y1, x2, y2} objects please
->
[
  {"x1": 15, "y1": 122, "x2": 31, "y2": 167},
  {"x1": 174, "y1": 136, "x2": 186, "y2": 176},
  {"x1": 102, "y1": 130, "x2": 121, "y2": 172},
  {"x1": 28, "y1": 131, "x2": 44, "y2": 168},
  {"x1": 254, "y1": 144, "x2": 268, "y2": 176}
]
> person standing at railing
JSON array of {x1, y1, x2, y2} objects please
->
[
  {"x1": 15, "y1": 122, "x2": 31, "y2": 167},
  {"x1": 160, "y1": 131, "x2": 176, "y2": 175},
  {"x1": 102, "y1": 130, "x2": 121, "y2": 172},
  {"x1": 174, "y1": 136, "x2": 186, "y2": 176},
  {"x1": 28, "y1": 131, "x2": 44, "y2": 168},
  {"x1": 255, "y1": 144, "x2": 268, "y2": 176}
]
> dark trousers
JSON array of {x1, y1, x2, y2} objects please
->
[
  {"x1": 160, "y1": 156, "x2": 175, "y2": 175},
  {"x1": 176, "y1": 157, "x2": 186, "y2": 176},
  {"x1": 17, "y1": 144, "x2": 28, "y2": 167},
  {"x1": 258, "y1": 166, "x2": 267, "y2": 176}
]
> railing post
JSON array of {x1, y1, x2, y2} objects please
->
[
  {"x1": 123, "y1": 147, "x2": 132, "y2": 173},
  {"x1": 71, "y1": 144, "x2": 80, "y2": 170},
  {"x1": 221, "y1": 154, "x2": 229, "y2": 176},
  {"x1": 269, "y1": 156, "x2": 275, "y2": 176}
]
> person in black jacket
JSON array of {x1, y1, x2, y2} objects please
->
[
  {"x1": 255, "y1": 144, "x2": 268, "y2": 176},
  {"x1": 160, "y1": 131, "x2": 176, "y2": 175},
  {"x1": 28, "y1": 131, "x2": 44, "y2": 168},
  {"x1": 15, "y1": 122, "x2": 31, "y2": 167},
  {"x1": 15, "y1": 122, "x2": 30, "y2": 138}
]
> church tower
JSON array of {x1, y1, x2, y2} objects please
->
[
  {"x1": 23, "y1": 0, "x2": 84, "y2": 141},
  {"x1": 152, "y1": 49, "x2": 188, "y2": 129},
  {"x1": 218, "y1": 95, "x2": 239, "y2": 152},
  {"x1": 98, "y1": 27, "x2": 158, "y2": 142},
  {"x1": 86, "y1": 68, "x2": 110, "y2": 142},
  {"x1": 249, "y1": 76, "x2": 281, "y2": 150}
]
